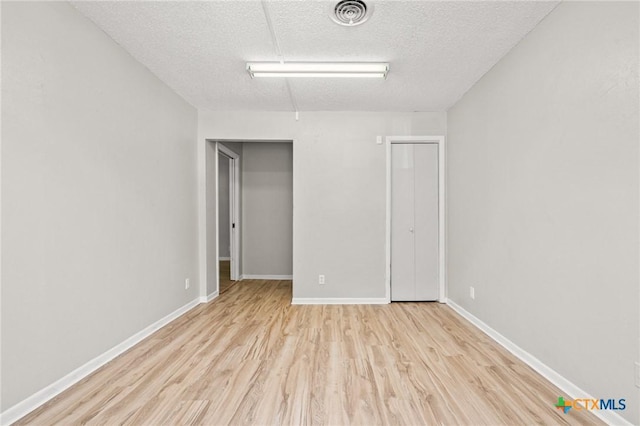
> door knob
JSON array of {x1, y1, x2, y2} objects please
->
[{"x1": 409, "y1": 227, "x2": 414, "y2": 233}]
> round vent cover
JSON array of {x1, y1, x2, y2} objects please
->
[{"x1": 331, "y1": 0, "x2": 372, "y2": 27}]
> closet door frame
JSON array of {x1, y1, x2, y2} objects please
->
[{"x1": 385, "y1": 135, "x2": 446, "y2": 303}]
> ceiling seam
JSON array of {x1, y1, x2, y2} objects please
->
[
  {"x1": 260, "y1": 0, "x2": 298, "y2": 114},
  {"x1": 285, "y1": 80, "x2": 299, "y2": 113},
  {"x1": 260, "y1": 0, "x2": 284, "y2": 63}
]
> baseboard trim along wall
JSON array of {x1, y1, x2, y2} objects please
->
[
  {"x1": 241, "y1": 274, "x2": 293, "y2": 280},
  {"x1": 200, "y1": 291, "x2": 219, "y2": 303},
  {"x1": 0, "y1": 297, "x2": 205, "y2": 426},
  {"x1": 446, "y1": 299, "x2": 632, "y2": 426},
  {"x1": 291, "y1": 297, "x2": 390, "y2": 305}
]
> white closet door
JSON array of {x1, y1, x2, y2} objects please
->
[
  {"x1": 413, "y1": 144, "x2": 439, "y2": 300},
  {"x1": 391, "y1": 144, "x2": 416, "y2": 301},
  {"x1": 391, "y1": 143, "x2": 439, "y2": 301}
]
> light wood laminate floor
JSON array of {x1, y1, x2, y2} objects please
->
[
  {"x1": 219, "y1": 260, "x2": 236, "y2": 294},
  {"x1": 17, "y1": 279, "x2": 600, "y2": 425}
]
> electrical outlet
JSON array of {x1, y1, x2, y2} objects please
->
[
  {"x1": 185, "y1": 278, "x2": 190, "y2": 290},
  {"x1": 635, "y1": 362, "x2": 640, "y2": 388},
  {"x1": 469, "y1": 286, "x2": 475, "y2": 299},
  {"x1": 318, "y1": 275, "x2": 325, "y2": 285}
]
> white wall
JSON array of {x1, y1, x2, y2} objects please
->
[
  {"x1": 1, "y1": 1, "x2": 198, "y2": 412},
  {"x1": 242, "y1": 142, "x2": 293, "y2": 277},
  {"x1": 198, "y1": 111, "x2": 446, "y2": 301},
  {"x1": 218, "y1": 155, "x2": 230, "y2": 258},
  {"x1": 447, "y1": 2, "x2": 639, "y2": 423}
]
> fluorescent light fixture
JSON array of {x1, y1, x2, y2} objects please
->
[{"x1": 246, "y1": 62, "x2": 389, "y2": 79}]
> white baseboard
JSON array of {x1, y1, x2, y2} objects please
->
[
  {"x1": 291, "y1": 297, "x2": 389, "y2": 305},
  {"x1": 0, "y1": 298, "x2": 201, "y2": 426},
  {"x1": 241, "y1": 274, "x2": 292, "y2": 280},
  {"x1": 199, "y1": 291, "x2": 219, "y2": 303},
  {"x1": 446, "y1": 299, "x2": 632, "y2": 426},
  {"x1": 218, "y1": 257, "x2": 230, "y2": 261}
]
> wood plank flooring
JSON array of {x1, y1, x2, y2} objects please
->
[
  {"x1": 17, "y1": 279, "x2": 601, "y2": 425},
  {"x1": 219, "y1": 260, "x2": 236, "y2": 294}
]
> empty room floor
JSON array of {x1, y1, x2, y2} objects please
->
[{"x1": 17, "y1": 280, "x2": 600, "y2": 425}]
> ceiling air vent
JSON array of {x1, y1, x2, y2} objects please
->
[{"x1": 331, "y1": 0, "x2": 372, "y2": 27}]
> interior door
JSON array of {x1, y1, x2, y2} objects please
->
[{"x1": 391, "y1": 143, "x2": 439, "y2": 301}]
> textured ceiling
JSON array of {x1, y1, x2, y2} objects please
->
[{"x1": 71, "y1": 1, "x2": 558, "y2": 112}]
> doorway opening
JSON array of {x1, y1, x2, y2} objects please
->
[{"x1": 206, "y1": 139, "x2": 294, "y2": 300}]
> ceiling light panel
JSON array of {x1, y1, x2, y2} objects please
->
[{"x1": 246, "y1": 62, "x2": 389, "y2": 79}]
